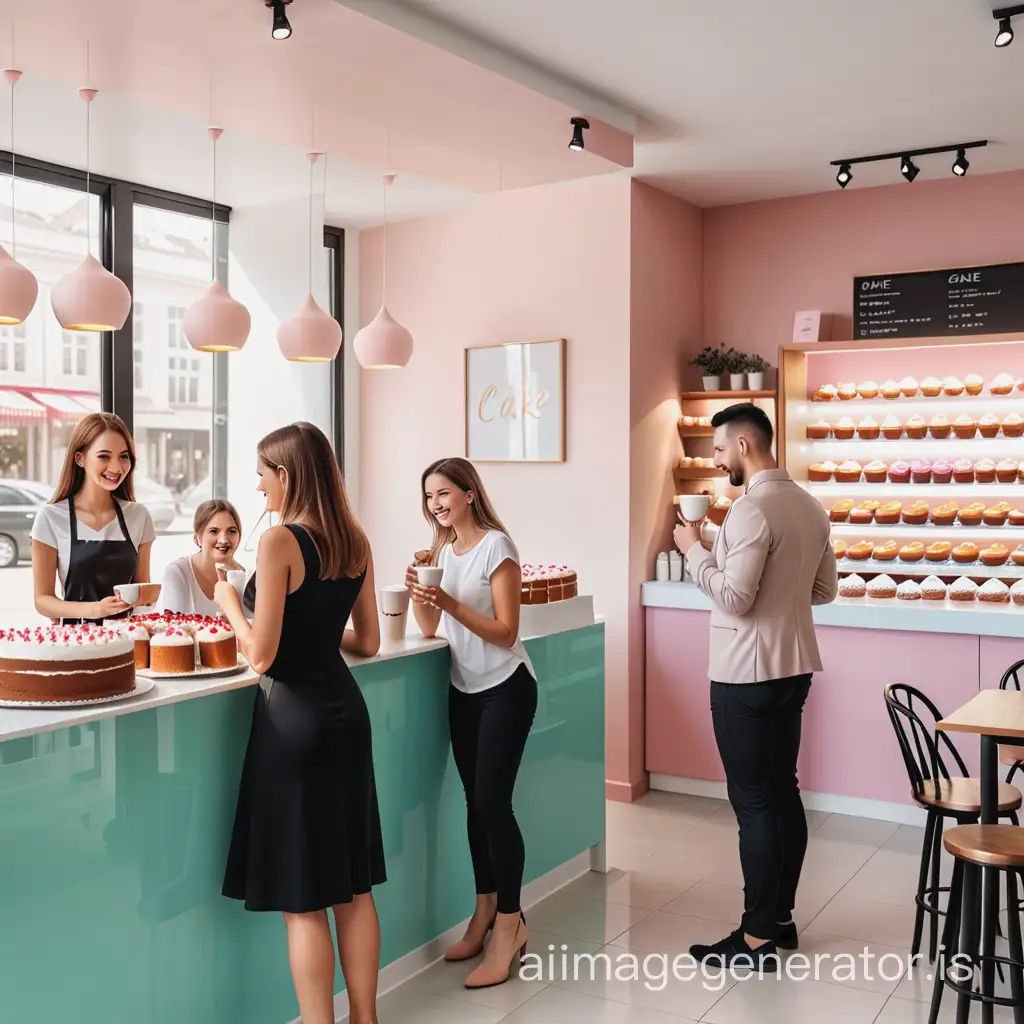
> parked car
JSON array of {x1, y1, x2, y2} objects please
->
[
  {"x1": 179, "y1": 475, "x2": 212, "y2": 519},
  {"x1": 0, "y1": 479, "x2": 48, "y2": 567}
]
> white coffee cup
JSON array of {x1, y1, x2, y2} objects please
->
[
  {"x1": 114, "y1": 583, "x2": 140, "y2": 604},
  {"x1": 678, "y1": 494, "x2": 711, "y2": 523},
  {"x1": 416, "y1": 566, "x2": 443, "y2": 587},
  {"x1": 226, "y1": 569, "x2": 247, "y2": 600},
  {"x1": 380, "y1": 585, "x2": 411, "y2": 646}
]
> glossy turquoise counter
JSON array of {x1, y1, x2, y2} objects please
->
[{"x1": 0, "y1": 624, "x2": 604, "y2": 1024}]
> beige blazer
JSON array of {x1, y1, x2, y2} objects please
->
[{"x1": 685, "y1": 469, "x2": 838, "y2": 684}]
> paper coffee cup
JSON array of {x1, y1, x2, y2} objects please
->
[
  {"x1": 416, "y1": 566, "x2": 443, "y2": 587},
  {"x1": 381, "y1": 585, "x2": 410, "y2": 646},
  {"x1": 678, "y1": 494, "x2": 711, "y2": 523},
  {"x1": 226, "y1": 570, "x2": 247, "y2": 600},
  {"x1": 114, "y1": 583, "x2": 140, "y2": 604}
]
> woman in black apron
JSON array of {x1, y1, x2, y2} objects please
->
[{"x1": 31, "y1": 412, "x2": 156, "y2": 624}]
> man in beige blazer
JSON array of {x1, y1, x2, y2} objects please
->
[{"x1": 674, "y1": 403, "x2": 837, "y2": 969}]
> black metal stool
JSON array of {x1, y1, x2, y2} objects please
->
[{"x1": 885, "y1": 684, "x2": 1022, "y2": 963}]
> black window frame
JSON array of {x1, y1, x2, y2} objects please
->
[{"x1": 324, "y1": 225, "x2": 346, "y2": 477}]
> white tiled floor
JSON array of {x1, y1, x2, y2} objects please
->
[{"x1": 379, "y1": 792, "x2": 1019, "y2": 1023}]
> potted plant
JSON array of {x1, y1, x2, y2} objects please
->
[
  {"x1": 746, "y1": 354, "x2": 768, "y2": 391},
  {"x1": 726, "y1": 348, "x2": 747, "y2": 391},
  {"x1": 690, "y1": 345, "x2": 727, "y2": 391}
]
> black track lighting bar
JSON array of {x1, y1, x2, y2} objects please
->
[
  {"x1": 829, "y1": 141, "x2": 987, "y2": 169},
  {"x1": 994, "y1": 4, "x2": 1024, "y2": 20}
]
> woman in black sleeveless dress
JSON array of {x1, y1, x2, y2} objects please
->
[{"x1": 215, "y1": 422, "x2": 385, "y2": 1024}]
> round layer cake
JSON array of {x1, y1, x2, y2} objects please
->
[
  {"x1": 521, "y1": 564, "x2": 579, "y2": 604},
  {"x1": 0, "y1": 625, "x2": 135, "y2": 702}
]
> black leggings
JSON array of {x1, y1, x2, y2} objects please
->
[{"x1": 448, "y1": 664, "x2": 538, "y2": 915}]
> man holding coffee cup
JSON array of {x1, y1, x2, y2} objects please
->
[{"x1": 673, "y1": 403, "x2": 837, "y2": 969}]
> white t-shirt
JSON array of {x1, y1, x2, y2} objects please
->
[
  {"x1": 31, "y1": 499, "x2": 156, "y2": 591},
  {"x1": 159, "y1": 556, "x2": 222, "y2": 618},
  {"x1": 438, "y1": 531, "x2": 535, "y2": 694}
]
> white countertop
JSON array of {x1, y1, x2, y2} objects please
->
[{"x1": 642, "y1": 580, "x2": 1024, "y2": 639}]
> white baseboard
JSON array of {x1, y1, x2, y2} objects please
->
[
  {"x1": 649, "y1": 773, "x2": 927, "y2": 827},
  {"x1": 286, "y1": 849, "x2": 596, "y2": 1023}
]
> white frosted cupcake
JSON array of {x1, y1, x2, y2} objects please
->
[
  {"x1": 896, "y1": 580, "x2": 922, "y2": 601},
  {"x1": 867, "y1": 574, "x2": 897, "y2": 599},
  {"x1": 950, "y1": 578, "x2": 979, "y2": 603},
  {"x1": 1011, "y1": 579, "x2": 1024, "y2": 606},
  {"x1": 979, "y1": 579, "x2": 1010, "y2": 604},
  {"x1": 921, "y1": 576, "x2": 948, "y2": 602},
  {"x1": 839, "y1": 574, "x2": 866, "y2": 598}
]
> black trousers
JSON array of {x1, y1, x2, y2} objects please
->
[
  {"x1": 710, "y1": 673, "x2": 812, "y2": 941},
  {"x1": 448, "y1": 664, "x2": 538, "y2": 915}
]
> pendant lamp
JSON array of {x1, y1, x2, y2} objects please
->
[
  {"x1": 183, "y1": 127, "x2": 250, "y2": 352},
  {"x1": 353, "y1": 173, "x2": 413, "y2": 369},
  {"x1": 0, "y1": 64, "x2": 37, "y2": 325},
  {"x1": 51, "y1": 75, "x2": 130, "y2": 333},
  {"x1": 277, "y1": 152, "x2": 341, "y2": 363}
]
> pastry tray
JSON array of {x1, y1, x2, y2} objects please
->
[
  {"x1": 0, "y1": 677, "x2": 157, "y2": 710},
  {"x1": 136, "y1": 658, "x2": 249, "y2": 681}
]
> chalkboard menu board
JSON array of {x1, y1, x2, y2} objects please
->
[{"x1": 853, "y1": 262, "x2": 1024, "y2": 340}]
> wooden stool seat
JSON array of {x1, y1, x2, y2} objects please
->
[
  {"x1": 944, "y1": 824, "x2": 1024, "y2": 868},
  {"x1": 919, "y1": 778, "x2": 1023, "y2": 814}
]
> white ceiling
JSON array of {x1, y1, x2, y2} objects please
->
[{"x1": 376, "y1": 0, "x2": 1024, "y2": 206}]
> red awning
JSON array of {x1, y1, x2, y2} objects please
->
[
  {"x1": 0, "y1": 389, "x2": 46, "y2": 424},
  {"x1": 31, "y1": 391, "x2": 92, "y2": 419}
]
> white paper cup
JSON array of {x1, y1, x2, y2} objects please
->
[
  {"x1": 416, "y1": 566, "x2": 443, "y2": 587},
  {"x1": 114, "y1": 583, "x2": 140, "y2": 604},
  {"x1": 381, "y1": 585, "x2": 410, "y2": 615},
  {"x1": 226, "y1": 569, "x2": 247, "y2": 600},
  {"x1": 381, "y1": 585, "x2": 410, "y2": 646},
  {"x1": 678, "y1": 494, "x2": 711, "y2": 523}
]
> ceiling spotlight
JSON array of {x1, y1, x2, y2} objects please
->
[
  {"x1": 836, "y1": 163, "x2": 852, "y2": 189},
  {"x1": 266, "y1": 0, "x2": 292, "y2": 39},
  {"x1": 568, "y1": 117, "x2": 590, "y2": 152},
  {"x1": 900, "y1": 156, "x2": 920, "y2": 183},
  {"x1": 993, "y1": 5, "x2": 1024, "y2": 46},
  {"x1": 952, "y1": 148, "x2": 970, "y2": 176}
]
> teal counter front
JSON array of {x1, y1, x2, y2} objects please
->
[{"x1": 0, "y1": 623, "x2": 605, "y2": 1024}]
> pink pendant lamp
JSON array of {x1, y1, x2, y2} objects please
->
[
  {"x1": 183, "y1": 127, "x2": 250, "y2": 352},
  {"x1": 277, "y1": 151, "x2": 341, "y2": 363},
  {"x1": 51, "y1": 78, "x2": 130, "y2": 333},
  {"x1": 353, "y1": 174, "x2": 413, "y2": 369},
  {"x1": 0, "y1": 66, "x2": 37, "y2": 325}
]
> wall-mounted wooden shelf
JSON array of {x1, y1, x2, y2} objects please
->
[
  {"x1": 680, "y1": 390, "x2": 777, "y2": 401},
  {"x1": 677, "y1": 425, "x2": 714, "y2": 440},
  {"x1": 675, "y1": 467, "x2": 726, "y2": 483}
]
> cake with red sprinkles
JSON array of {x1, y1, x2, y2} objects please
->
[
  {"x1": 521, "y1": 565, "x2": 579, "y2": 605},
  {"x1": 197, "y1": 622, "x2": 237, "y2": 669}
]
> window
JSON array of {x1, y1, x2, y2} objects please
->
[
  {"x1": 166, "y1": 304, "x2": 201, "y2": 406},
  {"x1": 62, "y1": 331, "x2": 89, "y2": 377},
  {"x1": 133, "y1": 302, "x2": 144, "y2": 389},
  {"x1": 0, "y1": 323, "x2": 26, "y2": 373}
]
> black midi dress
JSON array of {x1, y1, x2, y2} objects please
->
[{"x1": 222, "y1": 524, "x2": 386, "y2": 912}]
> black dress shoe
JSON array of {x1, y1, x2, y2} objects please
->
[
  {"x1": 689, "y1": 929, "x2": 779, "y2": 971},
  {"x1": 776, "y1": 920, "x2": 799, "y2": 950}
]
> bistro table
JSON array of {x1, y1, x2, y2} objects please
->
[{"x1": 938, "y1": 689, "x2": 1024, "y2": 1023}]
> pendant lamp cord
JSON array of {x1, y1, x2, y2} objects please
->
[
  {"x1": 9, "y1": 25, "x2": 15, "y2": 258},
  {"x1": 210, "y1": 78, "x2": 216, "y2": 282},
  {"x1": 308, "y1": 152, "x2": 314, "y2": 292},
  {"x1": 84, "y1": 41, "x2": 91, "y2": 255}
]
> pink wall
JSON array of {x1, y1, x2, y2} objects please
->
[{"x1": 703, "y1": 169, "x2": 1024, "y2": 361}]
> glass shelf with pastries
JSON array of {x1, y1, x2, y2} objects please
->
[{"x1": 835, "y1": 555, "x2": 1024, "y2": 580}]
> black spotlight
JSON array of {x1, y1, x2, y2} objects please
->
[
  {"x1": 996, "y1": 16, "x2": 1014, "y2": 46},
  {"x1": 266, "y1": 0, "x2": 292, "y2": 40},
  {"x1": 952, "y1": 148, "x2": 970, "y2": 176},
  {"x1": 836, "y1": 163, "x2": 852, "y2": 189},
  {"x1": 568, "y1": 117, "x2": 590, "y2": 152},
  {"x1": 900, "y1": 156, "x2": 920, "y2": 183}
]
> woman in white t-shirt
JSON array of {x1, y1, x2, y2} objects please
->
[
  {"x1": 408, "y1": 457, "x2": 536, "y2": 991},
  {"x1": 32, "y1": 412, "x2": 155, "y2": 624},
  {"x1": 160, "y1": 499, "x2": 244, "y2": 617}
]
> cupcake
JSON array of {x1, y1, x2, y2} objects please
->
[
  {"x1": 1003, "y1": 413, "x2": 1024, "y2": 438},
  {"x1": 944, "y1": 376, "x2": 966, "y2": 397},
  {"x1": 975, "y1": 458, "x2": 997, "y2": 484},
  {"x1": 899, "y1": 542, "x2": 925, "y2": 562},
  {"x1": 952, "y1": 540, "x2": 981, "y2": 562},
  {"x1": 806, "y1": 420, "x2": 832, "y2": 440},
  {"x1": 833, "y1": 416, "x2": 856, "y2": 440},
  {"x1": 857, "y1": 381, "x2": 879, "y2": 399},
  {"x1": 900, "y1": 376, "x2": 920, "y2": 398},
  {"x1": 984, "y1": 504, "x2": 1010, "y2": 526},
  {"x1": 875, "y1": 501, "x2": 903, "y2": 525},
  {"x1": 897, "y1": 580, "x2": 922, "y2": 601},
  {"x1": 905, "y1": 414, "x2": 927, "y2": 440},
  {"x1": 929, "y1": 414, "x2": 952, "y2": 439},
  {"x1": 857, "y1": 415, "x2": 880, "y2": 440},
  {"x1": 812, "y1": 384, "x2": 838, "y2": 402},
  {"x1": 958, "y1": 503, "x2": 985, "y2": 526},
  {"x1": 921, "y1": 576, "x2": 948, "y2": 601},
  {"x1": 931, "y1": 503, "x2": 959, "y2": 526},
  {"x1": 873, "y1": 540, "x2": 899, "y2": 561},
  {"x1": 953, "y1": 458, "x2": 975, "y2": 484},
  {"x1": 950, "y1": 578, "x2": 979, "y2": 602},
  {"x1": 1011, "y1": 509, "x2": 1024, "y2": 527},
  {"x1": 837, "y1": 382, "x2": 858, "y2": 401},
  {"x1": 839, "y1": 573, "x2": 867, "y2": 598},
  {"x1": 832, "y1": 540, "x2": 847, "y2": 559},
  {"x1": 1012, "y1": 579, "x2": 1024, "y2": 605},
  {"x1": 991, "y1": 372, "x2": 1015, "y2": 396},
  {"x1": 835, "y1": 460, "x2": 863, "y2": 483},
  {"x1": 965, "y1": 373, "x2": 985, "y2": 396},
  {"x1": 1013, "y1": 545, "x2": 1024, "y2": 567},
  {"x1": 953, "y1": 414, "x2": 978, "y2": 440},
  {"x1": 979, "y1": 579, "x2": 1011, "y2": 603},
  {"x1": 888, "y1": 460, "x2": 911, "y2": 484},
  {"x1": 910, "y1": 460, "x2": 932, "y2": 485},
  {"x1": 829, "y1": 499, "x2": 854, "y2": 522},
  {"x1": 926, "y1": 541, "x2": 953, "y2": 561},
  {"x1": 867, "y1": 574, "x2": 897, "y2": 599},
  {"x1": 980, "y1": 543, "x2": 1010, "y2": 567},
  {"x1": 849, "y1": 501, "x2": 880, "y2": 525},
  {"x1": 997, "y1": 459, "x2": 1019, "y2": 484},
  {"x1": 864, "y1": 460, "x2": 889, "y2": 483},
  {"x1": 902, "y1": 501, "x2": 930, "y2": 525},
  {"x1": 920, "y1": 376, "x2": 943, "y2": 398},
  {"x1": 881, "y1": 415, "x2": 903, "y2": 440},
  {"x1": 809, "y1": 461, "x2": 838, "y2": 482},
  {"x1": 881, "y1": 379, "x2": 902, "y2": 400},
  {"x1": 932, "y1": 459, "x2": 953, "y2": 484},
  {"x1": 979, "y1": 413, "x2": 1001, "y2": 439},
  {"x1": 847, "y1": 540, "x2": 874, "y2": 561}
]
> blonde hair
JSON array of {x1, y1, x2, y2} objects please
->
[
  {"x1": 421, "y1": 457, "x2": 510, "y2": 564},
  {"x1": 51, "y1": 412, "x2": 137, "y2": 504},
  {"x1": 257, "y1": 422, "x2": 369, "y2": 579},
  {"x1": 193, "y1": 499, "x2": 242, "y2": 538}
]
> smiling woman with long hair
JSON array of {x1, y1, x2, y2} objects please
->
[{"x1": 214, "y1": 422, "x2": 384, "y2": 1024}]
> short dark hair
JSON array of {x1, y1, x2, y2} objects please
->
[{"x1": 711, "y1": 403, "x2": 773, "y2": 449}]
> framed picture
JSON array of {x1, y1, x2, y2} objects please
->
[{"x1": 465, "y1": 339, "x2": 566, "y2": 462}]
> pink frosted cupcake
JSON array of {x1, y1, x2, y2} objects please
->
[
  {"x1": 953, "y1": 458, "x2": 975, "y2": 484},
  {"x1": 888, "y1": 460, "x2": 912, "y2": 484},
  {"x1": 932, "y1": 459, "x2": 953, "y2": 484},
  {"x1": 910, "y1": 460, "x2": 932, "y2": 484}
]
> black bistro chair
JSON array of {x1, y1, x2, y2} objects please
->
[
  {"x1": 884, "y1": 683, "x2": 1022, "y2": 963},
  {"x1": 999, "y1": 659, "x2": 1024, "y2": 786}
]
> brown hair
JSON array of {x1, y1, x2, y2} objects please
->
[
  {"x1": 421, "y1": 457, "x2": 510, "y2": 563},
  {"x1": 51, "y1": 412, "x2": 137, "y2": 504},
  {"x1": 193, "y1": 499, "x2": 242, "y2": 538},
  {"x1": 257, "y1": 422, "x2": 369, "y2": 580}
]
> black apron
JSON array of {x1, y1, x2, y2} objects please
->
[{"x1": 63, "y1": 496, "x2": 139, "y2": 625}]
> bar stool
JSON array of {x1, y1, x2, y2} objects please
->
[
  {"x1": 885, "y1": 684, "x2": 1022, "y2": 963},
  {"x1": 929, "y1": 825, "x2": 1024, "y2": 1023},
  {"x1": 999, "y1": 660, "x2": 1024, "y2": 786}
]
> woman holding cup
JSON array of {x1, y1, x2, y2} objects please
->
[{"x1": 407, "y1": 457, "x2": 535, "y2": 989}]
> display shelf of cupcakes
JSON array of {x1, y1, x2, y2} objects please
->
[
  {"x1": 804, "y1": 456, "x2": 1023, "y2": 493},
  {"x1": 825, "y1": 497, "x2": 1024, "y2": 537},
  {"x1": 810, "y1": 373, "x2": 1021, "y2": 404},
  {"x1": 803, "y1": 410, "x2": 1024, "y2": 448},
  {"x1": 832, "y1": 534, "x2": 1024, "y2": 578},
  {"x1": 836, "y1": 571, "x2": 1024, "y2": 607},
  {"x1": 677, "y1": 414, "x2": 715, "y2": 439}
]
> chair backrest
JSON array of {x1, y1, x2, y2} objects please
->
[
  {"x1": 1000, "y1": 660, "x2": 1024, "y2": 692},
  {"x1": 884, "y1": 683, "x2": 970, "y2": 801}
]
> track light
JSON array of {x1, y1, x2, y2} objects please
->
[
  {"x1": 266, "y1": 0, "x2": 292, "y2": 39},
  {"x1": 952, "y1": 148, "x2": 970, "y2": 176},
  {"x1": 836, "y1": 163, "x2": 852, "y2": 189},
  {"x1": 900, "y1": 156, "x2": 920, "y2": 183},
  {"x1": 830, "y1": 141, "x2": 986, "y2": 188},
  {"x1": 568, "y1": 117, "x2": 589, "y2": 152},
  {"x1": 993, "y1": 5, "x2": 1024, "y2": 46}
]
